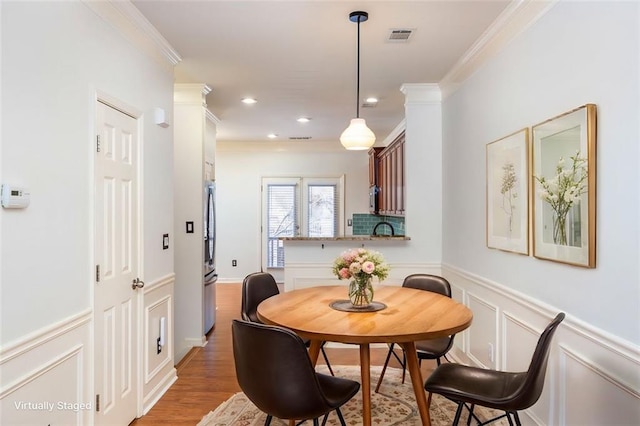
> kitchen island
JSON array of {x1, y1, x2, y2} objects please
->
[{"x1": 280, "y1": 236, "x2": 443, "y2": 292}]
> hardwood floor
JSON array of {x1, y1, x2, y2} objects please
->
[{"x1": 132, "y1": 283, "x2": 436, "y2": 425}]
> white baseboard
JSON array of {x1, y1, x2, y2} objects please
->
[{"x1": 142, "y1": 367, "x2": 177, "y2": 415}]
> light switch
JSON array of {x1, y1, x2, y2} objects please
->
[{"x1": 186, "y1": 221, "x2": 194, "y2": 233}]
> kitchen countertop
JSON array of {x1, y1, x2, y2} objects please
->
[{"x1": 279, "y1": 236, "x2": 411, "y2": 241}]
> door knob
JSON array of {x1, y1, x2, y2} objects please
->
[{"x1": 132, "y1": 278, "x2": 145, "y2": 290}]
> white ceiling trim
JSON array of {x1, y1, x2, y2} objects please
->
[
  {"x1": 205, "y1": 109, "x2": 221, "y2": 125},
  {"x1": 82, "y1": 0, "x2": 181, "y2": 74},
  {"x1": 439, "y1": 0, "x2": 559, "y2": 99}
]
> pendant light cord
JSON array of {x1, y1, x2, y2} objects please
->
[{"x1": 356, "y1": 16, "x2": 361, "y2": 119}]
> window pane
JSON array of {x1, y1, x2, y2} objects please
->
[
  {"x1": 267, "y1": 185, "x2": 296, "y2": 268},
  {"x1": 307, "y1": 185, "x2": 336, "y2": 237}
]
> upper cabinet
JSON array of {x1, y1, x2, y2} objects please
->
[
  {"x1": 370, "y1": 132, "x2": 405, "y2": 216},
  {"x1": 368, "y1": 147, "x2": 383, "y2": 214}
]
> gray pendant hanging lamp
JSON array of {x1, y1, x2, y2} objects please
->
[{"x1": 340, "y1": 11, "x2": 376, "y2": 150}]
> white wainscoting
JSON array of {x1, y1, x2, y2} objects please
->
[
  {"x1": 0, "y1": 274, "x2": 177, "y2": 424},
  {"x1": 285, "y1": 261, "x2": 442, "y2": 291},
  {"x1": 141, "y1": 273, "x2": 177, "y2": 415},
  {"x1": 443, "y1": 264, "x2": 640, "y2": 425},
  {"x1": 0, "y1": 309, "x2": 92, "y2": 425}
]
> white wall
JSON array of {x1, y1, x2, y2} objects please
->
[
  {"x1": 442, "y1": 0, "x2": 639, "y2": 345},
  {"x1": 215, "y1": 141, "x2": 369, "y2": 282},
  {"x1": 440, "y1": 2, "x2": 639, "y2": 423},
  {"x1": 1, "y1": 0, "x2": 174, "y2": 344},
  {"x1": 1, "y1": 1, "x2": 175, "y2": 422}
]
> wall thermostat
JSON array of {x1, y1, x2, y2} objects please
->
[{"x1": 1, "y1": 184, "x2": 30, "y2": 209}]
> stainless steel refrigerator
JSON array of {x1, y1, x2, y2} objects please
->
[{"x1": 204, "y1": 181, "x2": 217, "y2": 333}]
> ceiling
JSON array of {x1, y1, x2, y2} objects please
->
[{"x1": 132, "y1": 1, "x2": 510, "y2": 146}]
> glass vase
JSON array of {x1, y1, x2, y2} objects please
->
[
  {"x1": 552, "y1": 211, "x2": 568, "y2": 245},
  {"x1": 349, "y1": 277, "x2": 374, "y2": 308}
]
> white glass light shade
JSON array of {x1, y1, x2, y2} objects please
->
[{"x1": 340, "y1": 118, "x2": 376, "y2": 150}]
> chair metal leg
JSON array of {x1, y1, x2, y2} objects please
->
[
  {"x1": 466, "y1": 404, "x2": 474, "y2": 426},
  {"x1": 313, "y1": 418, "x2": 319, "y2": 426},
  {"x1": 265, "y1": 414, "x2": 273, "y2": 426},
  {"x1": 465, "y1": 403, "x2": 484, "y2": 425},
  {"x1": 374, "y1": 343, "x2": 395, "y2": 393},
  {"x1": 511, "y1": 411, "x2": 522, "y2": 426},
  {"x1": 321, "y1": 412, "x2": 331, "y2": 426},
  {"x1": 453, "y1": 403, "x2": 464, "y2": 425},
  {"x1": 335, "y1": 407, "x2": 347, "y2": 426},
  {"x1": 375, "y1": 343, "x2": 409, "y2": 391},
  {"x1": 506, "y1": 412, "x2": 514, "y2": 426},
  {"x1": 320, "y1": 345, "x2": 334, "y2": 376}
]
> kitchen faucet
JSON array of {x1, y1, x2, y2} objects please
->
[{"x1": 372, "y1": 221, "x2": 395, "y2": 236}]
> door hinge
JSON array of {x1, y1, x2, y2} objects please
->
[
  {"x1": 96, "y1": 135, "x2": 101, "y2": 153},
  {"x1": 96, "y1": 265, "x2": 100, "y2": 283},
  {"x1": 96, "y1": 394, "x2": 100, "y2": 412}
]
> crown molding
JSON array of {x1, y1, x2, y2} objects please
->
[
  {"x1": 82, "y1": 0, "x2": 181, "y2": 74},
  {"x1": 400, "y1": 83, "x2": 442, "y2": 104},
  {"x1": 439, "y1": 0, "x2": 558, "y2": 99},
  {"x1": 174, "y1": 83, "x2": 211, "y2": 106},
  {"x1": 379, "y1": 119, "x2": 406, "y2": 148},
  {"x1": 205, "y1": 109, "x2": 221, "y2": 125}
]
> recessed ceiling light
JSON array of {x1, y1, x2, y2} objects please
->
[
  {"x1": 297, "y1": 117, "x2": 311, "y2": 123},
  {"x1": 241, "y1": 97, "x2": 257, "y2": 104},
  {"x1": 267, "y1": 133, "x2": 278, "y2": 139},
  {"x1": 365, "y1": 97, "x2": 378, "y2": 104}
]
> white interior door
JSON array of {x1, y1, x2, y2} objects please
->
[{"x1": 94, "y1": 101, "x2": 140, "y2": 425}]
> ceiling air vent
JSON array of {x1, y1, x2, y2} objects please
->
[
  {"x1": 289, "y1": 136, "x2": 312, "y2": 140},
  {"x1": 387, "y1": 28, "x2": 414, "y2": 42},
  {"x1": 362, "y1": 101, "x2": 377, "y2": 108}
]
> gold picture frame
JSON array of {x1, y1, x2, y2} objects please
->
[
  {"x1": 486, "y1": 128, "x2": 529, "y2": 255},
  {"x1": 532, "y1": 104, "x2": 597, "y2": 267}
]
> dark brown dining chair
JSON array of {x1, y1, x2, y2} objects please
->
[
  {"x1": 232, "y1": 319, "x2": 360, "y2": 426},
  {"x1": 375, "y1": 273, "x2": 455, "y2": 392},
  {"x1": 241, "y1": 272, "x2": 335, "y2": 376},
  {"x1": 424, "y1": 312, "x2": 565, "y2": 426}
]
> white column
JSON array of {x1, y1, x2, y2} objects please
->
[
  {"x1": 173, "y1": 83, "x2": 210, "y2": 361},
  {"x1": 400, "y1": 83, "x2": 443, "y2": 263}
]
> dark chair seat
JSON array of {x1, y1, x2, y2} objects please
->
[
  {"x1": 424, "y1": 313, "x2": 565, "y2": 426},
  {"x1": 426, "y1": 363, "x2": 527, "y2": 406},
  {"x1": 232, "y1": 320, "x2": 359, "y2": 425}
]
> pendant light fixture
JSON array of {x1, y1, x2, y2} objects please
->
[{"x1": 340, "y1": 11, "x2": 376, "y2": 150}]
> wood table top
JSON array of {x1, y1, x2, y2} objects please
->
[{"x1": 257, "y1": 285, "x2": 473, "y2": 345}]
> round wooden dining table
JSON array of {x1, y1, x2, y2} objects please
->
[{"x1": 257, "y1": 285, "x2": 473, "y2": 426}]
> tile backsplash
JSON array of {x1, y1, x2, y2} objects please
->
[{"x1": 352, "y1": 214, "x2": 405, "y2": 236}]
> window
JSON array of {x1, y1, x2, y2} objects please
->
[{"x1": 262, "y1": 177, "x2": 344, "y2": 269}]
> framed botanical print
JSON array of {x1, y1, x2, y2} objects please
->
[
  {"x1": 486, "y1": 128, "x2": 529, "y2": 255},
  {"x1": 532, "y1": 104, "x2": 597, "y2": 267}
]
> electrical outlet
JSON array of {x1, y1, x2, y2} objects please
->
[
  {"x1": 232, "y1": 259, "x2": 237, "y2": 267},
  {"x1": 157, "y1": 337, "x2": 162, "y2": 354},
  {"x1": 347, "y1": 219, "x2": 353, "y2": 226}
]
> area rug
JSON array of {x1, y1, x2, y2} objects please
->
[{"x1": 198, "y1": 365, "x2": 508, "y2": 425}]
